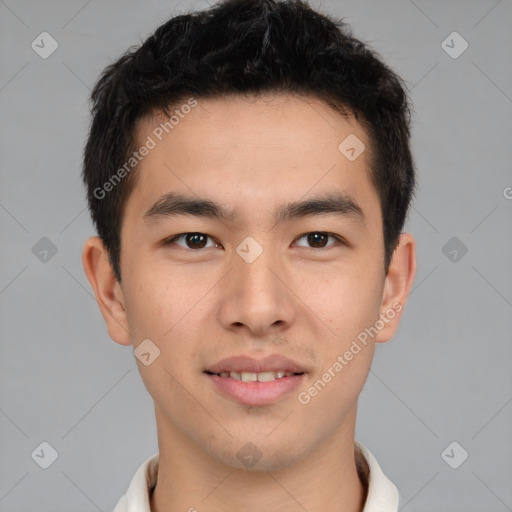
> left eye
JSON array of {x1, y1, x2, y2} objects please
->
[{"x1": 294, "y1": 232, "x2": 340, "y2": 249}]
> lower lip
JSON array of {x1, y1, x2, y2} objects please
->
[{"x1": 206, "y1": 373, "x2": 305, "y2": 406}]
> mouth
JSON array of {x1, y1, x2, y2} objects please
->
[
  {"x1": 204, "y1": 355, "x2": 307, "y2": 406},
  {"x1": 205, "y1": 370, "x2": 304, "y2": 382}
]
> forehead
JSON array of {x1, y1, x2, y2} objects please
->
[
  {"x1": 125, "y1": 93, "x2": 379, "y2": 227},
  {"x1": 139, "y1": 93, "x2": 368, "y2": 159}
]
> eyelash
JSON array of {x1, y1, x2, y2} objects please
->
[{"x1": 162, "y1": 232, "x2": 346, "y2": 250}]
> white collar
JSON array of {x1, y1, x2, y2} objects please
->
[{"x1": 113, "y1": 441, "x2": 398, "y2": 512}]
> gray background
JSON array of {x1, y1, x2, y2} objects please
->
[{"x1": 1, "y1": 0, "x2": 511, "y2": 511}]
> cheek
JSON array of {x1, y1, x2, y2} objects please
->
[
  {"x1": 307, "y1": 266, "x2": 383, "y2": 341},
  {"x1": 121, "y1": 261, "x2": 192, "y2": 341},
  {"x1": 121, "y1": 264, "x2": 206, "y2": 395},
  {"x1": 294, "y1": 341, "x2": 374, "y2": 452},
  {"x1": 122, "y1": 272, "x2": 198, "y2": 407},
  {"x1": 296, "y1": 264, "x2": 382, "y2": 405}
]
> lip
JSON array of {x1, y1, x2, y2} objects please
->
[
  {"x1": 205, "y1": 355, "x2": 307, "y2": 406},
  {"x1": 206, "y1": 373, "x2": 305, "y2": 406},
  {"x1": 206, "y1": 354, "x2": 306, "y2": 374}
]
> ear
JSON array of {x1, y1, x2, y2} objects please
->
[
  {"x1": 82, "y1": 236, "x2": 131, "y2": 346},
  {"x1": 375, "y1": 232, "x2": 416, "y2": 343}
]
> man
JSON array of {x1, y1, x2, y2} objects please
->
[{"x1": 81, "y1": 0, "x2": 416, "y2": 510}]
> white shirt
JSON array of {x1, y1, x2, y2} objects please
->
[{"x1": 113, "y1": 441, "x2": 399, "y2": 512}]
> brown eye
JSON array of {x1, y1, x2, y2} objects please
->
[
  {"x1": 165, "y1": 232, "x2": 217, "y2": 249},
  {"x1": 185, "y1": 233, "x2": 208, "y2": 248},
  {"x1": 308, "y1": 232, "x2": 329, "y2": 248},
  {"x1": 295, "y1": 232, "x2": 339, "y2": 249}
]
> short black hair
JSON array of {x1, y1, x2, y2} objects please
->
[{"x1": 82, "y1": 0, "x2": 415, "y2": 283}]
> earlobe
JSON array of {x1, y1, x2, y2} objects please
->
[
  {"x1": 375, "y1": 232, "x2": 416, "y2": 343},
  {"x1": 81, "y1": 236, "x2": 131, "y2": 346}
]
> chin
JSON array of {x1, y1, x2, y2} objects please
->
[
  {"x1": 208, "y1": 438, "x2": 310, "y2": 473},
  {"x1": 225, "y1": 452, "x2": 298, "y2": 473}
]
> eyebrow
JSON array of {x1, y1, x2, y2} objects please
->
[{"x1": 143, "y1": 191, "x2": 365, "y2": 226}]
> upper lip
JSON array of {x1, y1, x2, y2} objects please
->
[{"x1": 206, "y1": 355, "x2": 307, "y2": 374}]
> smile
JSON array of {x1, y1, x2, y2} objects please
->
[{"x1": 207, "y1": 370, "x2": 303, "y2": 382}]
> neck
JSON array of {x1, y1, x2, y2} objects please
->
[{"x1": 150, "y1": 408, "x2": 368, "y2": 512}]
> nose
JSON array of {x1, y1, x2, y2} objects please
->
[{"x1": 217, "y1": 243, "x2": 297, "y2": 337}]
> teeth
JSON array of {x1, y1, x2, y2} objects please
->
[
  {"x1": 217, "y1": 371, "x2": 297, "y2": 382},
  {"x1": 257, "y1": 371, "x2": 276, "y2": 382}
]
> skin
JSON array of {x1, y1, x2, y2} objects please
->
[{"x1": 82, "y1": 93, "x2": 416, "y2": 512}]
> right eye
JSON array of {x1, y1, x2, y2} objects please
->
[{"x1": 163, "y1": 232, "x2": 221, "y2": 250}]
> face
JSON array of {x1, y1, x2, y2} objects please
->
[{"x1": 85, "y1": 93, "x2": 414, "y2": 472}]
